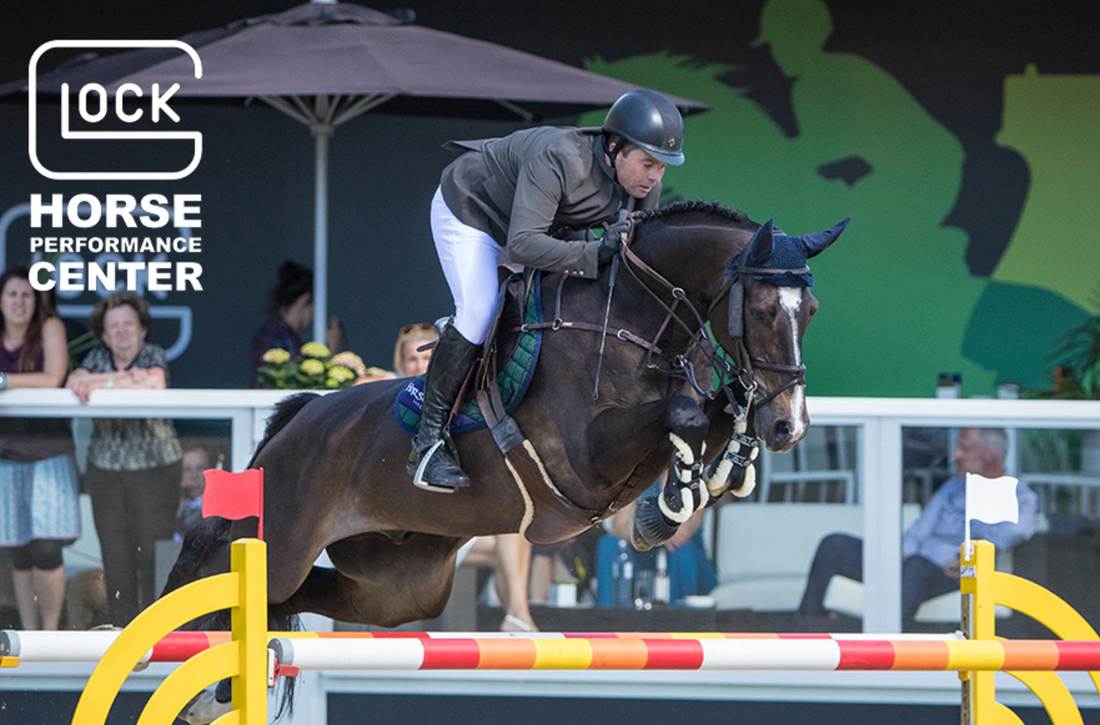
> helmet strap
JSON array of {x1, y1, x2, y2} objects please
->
[
  {"x1": 603, "y1": 133, "x2": 627, "y2": 183},
  {"x1": 604, "y1": 133, "x2": 623, "y2": 166}
]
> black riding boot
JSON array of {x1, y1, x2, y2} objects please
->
[{"x1": 406, "y1": 325, "x2": 481, "y2": 492}]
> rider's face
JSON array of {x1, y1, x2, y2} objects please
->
[{"x1": 614, "y1": 145, "x2": 666, "y2": 200}]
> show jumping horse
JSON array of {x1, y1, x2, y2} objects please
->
[{"x1": 166, "y1": 201, "x2": 847, "y2": 632}]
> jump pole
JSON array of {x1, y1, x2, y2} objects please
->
[
  {"x1": 3, "y1": 539, "x2": 1097, "y2": 725},
  {"x1": 0, "y1": 628, "x2": 967, "y2": 664},
  {"x1": 267, "y1": 635, "x2": 1100, "y2": 673}
]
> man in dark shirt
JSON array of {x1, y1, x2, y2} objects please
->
[{"x1": 409, "y1": 90, "x2": 687, "y2": 492}]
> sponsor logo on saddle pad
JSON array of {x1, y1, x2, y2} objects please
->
[{"x1": 394, "y1": 273, "x2": 544, "y2": 436}]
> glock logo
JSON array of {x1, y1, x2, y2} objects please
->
[{"x1": 29, "y1": 40, "x2": 204, "y2": 181}]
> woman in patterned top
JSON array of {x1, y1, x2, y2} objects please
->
[{"x1": 66, "y1": 291, "x2": 182, "y2": 625}]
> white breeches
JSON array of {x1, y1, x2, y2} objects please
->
[{"x1": 430, "y1": 186, "x2": 520, "y2": 344}]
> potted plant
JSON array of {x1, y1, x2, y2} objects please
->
[
  {"x1": 1035, "y1": 292, "x2": 1100, "y2": 474},
  {"x1": 256, "y1": 342, "x2": 368, "y2": 391}
]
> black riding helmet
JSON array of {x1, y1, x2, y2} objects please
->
[{"x1": 602, "y1": 89, "x2": 685, "y2": 166}]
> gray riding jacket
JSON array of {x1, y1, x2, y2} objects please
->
[{"x1": 439, "y1": 127, "x2": 661, "y2": 279}]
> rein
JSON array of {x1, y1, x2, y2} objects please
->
[{"x1": 521, "y1": 218, "x2": 810, "y2": 410}]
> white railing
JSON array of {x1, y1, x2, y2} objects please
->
[{"x1": 0, "y1": 388, "x2": 289, "y2": 471}]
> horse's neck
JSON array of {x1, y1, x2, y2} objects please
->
[{"x1": 630, "y1": 221, "x2": 749, "y2": 305}]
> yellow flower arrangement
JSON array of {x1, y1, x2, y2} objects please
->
[
  {"x1": 256, "y1": 343, "x2": 369, "y2": 391},
  {"x1": 299, "y1": 341, "x2": 330, "y2": 359},
  {"x1": 262, "y1": 348, "x2": 291, "y2": 365}
]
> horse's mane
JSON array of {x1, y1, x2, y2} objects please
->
[{"x1": 633, "y1": 200, "x2": 749, "y2": 226}]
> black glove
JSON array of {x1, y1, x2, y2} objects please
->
[
  {"x1": 597, "y1": 233, "x2": 621, "y2": 267},
  {"x1": 597, "y1": 211, "x2": 630, "y2": 266}
]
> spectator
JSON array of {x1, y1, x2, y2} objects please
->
[
  {"x1": 249, "y1": 260, "x2": 342, "y2": 381},
  {"x1": 795, "y1": 427, "x2": 1037, "y2": 631},
  {"x1": 0, "y1": 266, "x2": 80, "y2": 630},
  {"x1": 461, "y1": 535, "x2": 537, "y2": 632},
  {"x1": 66, "y1": 291, "x2": 183, "y2": 625},
  {"x1": 175, "y1": 444, "x2": 211, "y2": 542},
  {"x1": 393, "y1": 322, "x2": 438, "y2": 378},
  {"x1": 596, "y1": 481, "x2": 717, "y2": 607}
]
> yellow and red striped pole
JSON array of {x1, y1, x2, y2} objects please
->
[{"x1": 266, "y1": 635, "x2": 1100, "y2": 672}]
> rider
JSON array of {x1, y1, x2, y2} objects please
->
[{"x1": 410, "y1": 89, "x2": 687, "y2": 492}]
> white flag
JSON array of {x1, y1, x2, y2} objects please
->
[{"x1": 966, "y1": 473, "x2": 1019, "y2": 525}]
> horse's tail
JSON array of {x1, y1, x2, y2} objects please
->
[
  {"x1": 190, "y1": 602, "x2": 300, "y2": 721},
  {"x1": 247, "y1": 392, "x2": 321, "y2": 467}
]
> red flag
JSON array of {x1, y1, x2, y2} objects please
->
[{"x1": 202, "y1": 468, "x2": 264, "y2": 541}]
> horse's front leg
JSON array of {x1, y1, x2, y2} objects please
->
[
  {"x1": 626, "y1": 395, "x2": 710, "y2": 552},
  {"x1": 702, "y1": 393, "x2": 760, "y2": 501},
  {"x1": 658, "y1": 395, "x2": 712, "y2": 521}
]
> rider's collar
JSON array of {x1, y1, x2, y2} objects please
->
[{"x1": 589, "y1": 130, "x2": 618, "y2": 184}]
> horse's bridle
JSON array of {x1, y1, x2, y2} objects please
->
[
  {"x1": 709, "y1": 264, "x2": 809, "y2": 409},
  {"x1": 618, "y1": 229, "x2": 809, "y2": 412}
]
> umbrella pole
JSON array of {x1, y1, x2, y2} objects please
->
[{"x1": 312, "y1": 123, "x2": 331, "y2": 346}]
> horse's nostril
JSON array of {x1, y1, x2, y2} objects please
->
[{"x1": 774, "y1": 419, "x2": 793, "y2": 440}]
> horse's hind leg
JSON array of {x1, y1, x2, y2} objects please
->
[
  {"x1": 283, "y1": 533, "x2": 467, "y2": 628},
  {"x1": 162, "y1": 517, "x2": 233, "y2": 598}
]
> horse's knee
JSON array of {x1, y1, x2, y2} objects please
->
[{"x1": 663, "y1": 395, "x2": 709, "y2": 449}]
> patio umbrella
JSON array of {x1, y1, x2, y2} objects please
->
[{"x1": 5, "y1": 1, "x2": 708, "y2": 341}]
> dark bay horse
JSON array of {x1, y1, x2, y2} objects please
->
[{"x1": 166, "y1": 201, "x2": 846, "y2": 631}]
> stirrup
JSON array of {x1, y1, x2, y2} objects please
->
[{"x1": 413, "y1": 440, "x2": 459, "y2": 494}]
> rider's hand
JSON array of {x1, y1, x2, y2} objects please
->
[
  {"x1": 597, "y1": 211, "x2": 630, "y2": 267},
  {"x1": 597, "y1": 233, "x2": 621, "y2": 267}
]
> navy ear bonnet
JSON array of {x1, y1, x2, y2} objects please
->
[
  {"x1": 725, "y1": 217, "x2": 850, "y2": 288},
  {"x1": 726, "y1": 233, "x2": 815, "y2": 288}
]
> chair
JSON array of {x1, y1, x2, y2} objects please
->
[
  {"x1": 710, "y1": 502, "x2": 864, "y2": 612},
  {"x1": 758, "y1": 426, "x2": 858, "y2": 503}
]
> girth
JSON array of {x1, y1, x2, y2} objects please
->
[{"x1": 472, "y1": 272, "x2": 606, "y2": 544}]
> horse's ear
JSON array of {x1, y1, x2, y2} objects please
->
[
  {"x1": 796, "y1": 217, "x2": 850, "y2": 258},
  {"x1": 746, "y1": 219, "x2": 775, "y2": 266}
]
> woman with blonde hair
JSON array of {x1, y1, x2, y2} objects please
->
[{"x1": 393, "y1": 322, "x2": 438, "y2": 378}]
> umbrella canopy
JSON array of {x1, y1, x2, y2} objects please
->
[{"x1": 4, "y1": 1, "x2": 708, "y2": 340}]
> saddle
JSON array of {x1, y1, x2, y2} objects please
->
[
  {"x1": 393, "y1": 271, "x2": 542, "y2": 436},
  {"x1": 394, "y1": 269, "x2": 603, "y2": 544}
]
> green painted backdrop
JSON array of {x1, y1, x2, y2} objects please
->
[{"x1": 566, "y1": 0, "x2": 1100, "y2": 397}]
